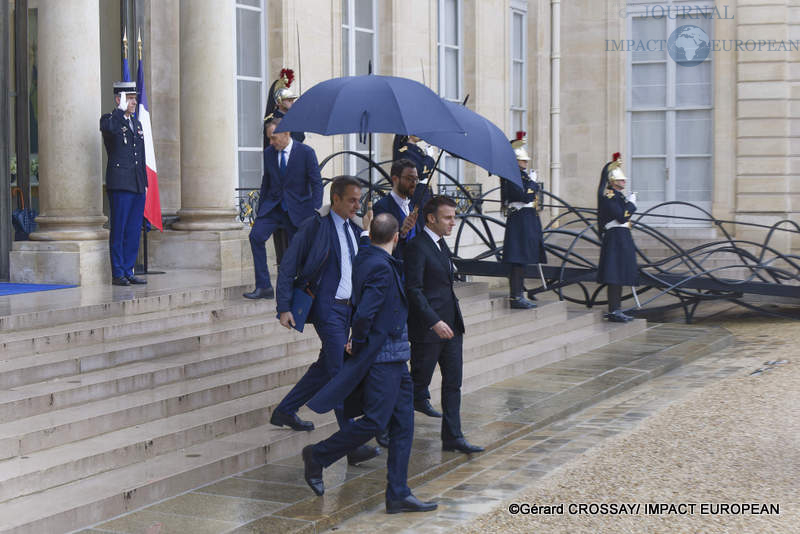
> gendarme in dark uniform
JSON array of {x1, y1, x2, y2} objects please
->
[
  {"x1": 501, "y1": 138, "x2": 546, "y2": 309},
  {"x1": 596, "y1": 153, "x2": 639, "y2": 323},
  {"x1": 392, "y1": 135, "x2": 435, "y2": 182},
  {"x1": 100, "y1": 81, "x2": 147, "y2": 286},
  {"x1": 263, "y1": 68, "x2": 305, "y2": 144}
]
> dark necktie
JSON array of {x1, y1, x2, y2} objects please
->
[
  {"x1": 438, "y1": 238, "x2": 452, "y2": 274},
  {"x1": 344, "y1": 221, "x2": 356, "y2": 263},
  {"x1": 280, "y1": 150, "x2": 287, "y2": 173}
]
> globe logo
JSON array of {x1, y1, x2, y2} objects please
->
[{"x1": 668, "y1": 25, "x2": 711, "y2": 67}]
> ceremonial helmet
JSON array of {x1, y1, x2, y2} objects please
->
[
  {"x1": 510, "y1": 131, "x2": 531, "y2": 162},
  {"x1": 274, "y1": 68, "x2": 298, "y2": 106},
  {"x1": 607, "y1": 152, "x2": 628, "y2": 186}
]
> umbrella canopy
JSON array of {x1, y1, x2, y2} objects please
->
[
  {"x1": 274, "y1": 75, "x2": 465, "y2": 137},
  {"x1": 416, "y1": 100, "x2": 522, "y2": 189}
]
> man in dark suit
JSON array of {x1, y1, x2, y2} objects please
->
[
  {"x1": 244, "y1": 118, "x2": 323, "y2": 299},
  {"x1": 271, "y1": 177, "x2": 379, "y2": 465},
  {"x1": 302, "y1": 213, "x2": 437, "y2": 514},
  {"x1": 372, "y1": 158, "x2": 421, "y2": 259},
  {"x1": 100, "y1": 81, "x2": 148, "y2": 287},
  {"x1": 405, "y1": 196, "x2": 483, "y2": 454}
]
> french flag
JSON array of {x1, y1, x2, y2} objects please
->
[{"x1": 136, "y1": 59, "x2": 163, "y2": 231}]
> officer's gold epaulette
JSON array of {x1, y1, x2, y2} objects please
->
[
  {"x1": 264, "y1": 113, "x2": 274, "y2": 122},
  {"x1": 605, "y1": 190, "x2": 615, "y2": 199},
  {"x1": 527, "y1": 188, "x2": 535, "y2": 194},
  {"x1": 398, "y1": 146, "x2": 407, "y2": 152}
]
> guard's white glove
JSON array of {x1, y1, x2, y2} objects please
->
[
  {"x1": 117, "y1": 92, "x2": 127, "y2": 111},
  {"x1": 425, "y1": 143, "x2": 437, "y2": 158},
  {"x1": 627, "y1": 192, "x2": 637, "y2": 205}
]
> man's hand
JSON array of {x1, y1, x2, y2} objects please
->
[
  {"x1": 118, "y1": 92, "x2": 127, "y2": 111},
  {"x1": 361, "y1": 205, "x2": 373, "y2": 232},
  {"x1": 279, "y1": 311, "x2": 296, "y2": 330},
  {"x1": 345, "y1": 340, "x2": 352, "y2": 355},
  {"x1": 432, "y1": 320, "x2": 454, "y2": 340},
  {"x1": 400, "y1": 208, "x2": 418, "y2": 237},
  {"x1": 627, "y1": 192, "x2": 637, "y2": 205}
]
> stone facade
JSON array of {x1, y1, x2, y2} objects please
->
[{"x1": 8, "y1": 0, "x2": 799, "y2": 284}]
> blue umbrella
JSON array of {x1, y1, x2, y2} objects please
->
[
  {"x1": 416, "y1": 100, "x2": 523, "y2": 190},
  {"x1": 274, "y1": 75, "x2": 466, "y2": 137},
  {"x1": 274, "y1": 75, "x2": 465, "y2": 198}
]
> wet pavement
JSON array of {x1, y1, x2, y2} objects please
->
[{"x1": 79, "y1": 323, "x2": 732, "y2": 534}]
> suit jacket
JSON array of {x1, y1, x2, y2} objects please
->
[
  {"x1": 373, "y1": 191, "x2": 431, "y2": 260},
  {"x1": 275, "y1": 206, "x2": 366, "y2": 324},
  {"x1": 404, "y1": 229, "x2": 465, "y2": 343},
  {"x1": 308, "y1": 245, "x2": 407, "y2": 416},
  {"x1": 100, "y1": 108, "x2": 147, "y2": 193},
  {"x1": 258, "y1": 141, "x2": 323, "y2": 226}
]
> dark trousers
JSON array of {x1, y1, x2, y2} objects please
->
[
  {"x1": 108, "y1": 190, "x2": 146, "y2": 279},
  {"x1": 410, "y1": 336, "x2": 463, "y2": 442},
  {"x1": 509, "y1": 263, "x2": 525, "y2": 297},
  {"x1": 313, "y1": 361, "x2": 413, "y2": 502},
  {"x1": 607, "y1": 284, "x2": 622, "y2": 313},
  {"x1": 249, "y1": 208, "x2": 297, "y2": 289},
  {"x1": 276, "y1": 301, "x2": 350, "y2": 429}
]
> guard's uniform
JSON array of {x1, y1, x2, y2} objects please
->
[
  {"x1": 393, "y1": 135, "x2": 435, "y2": 182},
  {"x1": 502, "y1": 169, "x2": 547, "y2": 265},
  {"x1": 100, "y1": 102, "x2": 147, "y2": 281},
  {"x1": 596, "y1": 189, "x2": 638, "y2": 286}
]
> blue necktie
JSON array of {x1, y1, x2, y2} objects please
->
[
  {"x1": 280, "y1": 150, "x2": 287, "y2": 173},
  {"x1": 344, "y1": 221, "x2": 356, "y2": 263}
]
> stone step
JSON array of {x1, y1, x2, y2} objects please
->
[
  {"x1": 0, "y1": 297, "x2": 276, "y2": 359},
  {"x1": 0, "y1": 298, "x2": 529, "y2": 424},
  {"x1": 0, "y1": 302, "x2": 559, "y2": 455},
  {"x1": 0, "y1": 321, "x2": 712, "y2": 534}
]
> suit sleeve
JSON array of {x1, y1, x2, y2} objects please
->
[
  {"x1": 404, "y1": 241, "x2": 440, "y2": 329},
  {"x1": 276, "y1": 219, "x2": 313, "y2": 313},
  {"x1": 350, "y1": 263, "x2": 391, "y2": 351},
  {"x1": 259, "y1": 151, "x2": 272, "y2": 205},
  {"x1": 307, "y1": 147, "x2": 323, "y2": 209}
]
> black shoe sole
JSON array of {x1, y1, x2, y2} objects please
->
[{"x1": 386, "y1": 505, "x2": 438, "y2": 514}]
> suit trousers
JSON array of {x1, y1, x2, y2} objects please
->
[
  {"x1": 276, "y1": 300, "x2": 350, "y2": 429},
  {"x1": 108, "y1": 190, "x2": 146, "y2": 279},
  {"x1": 249, "y1": 207, "x2": 297, "y2": 289},
  {"x1": 410, "y1": 336, "x2": 464, "y2": 442},
  {"x1": 312, "y1": 361, "x2": 413, "y2": 502}
]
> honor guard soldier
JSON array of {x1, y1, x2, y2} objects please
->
[
  {"x1": 100, "y1": 81, "x2": 147, "y2": 286},
  {"x1": 392, "y1": 134, "x2": 436, "y2": 183},
  {"x1": 263, "y1": 68, "x2": 304, "y2": 143},
  {"x1": 501, "y1": 134, "x2": 546, "y2": 309},
  {"x1": 597, "y1": 152, "x2": 639, "y2": 323}
]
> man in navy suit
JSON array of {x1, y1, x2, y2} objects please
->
[
  {"x1": 100, "y1": 81, "x2": 148, "y2": 287},
  {"x1": 302, "y1": 213, "x2": 437, "y2": 514},
  {"x1": 404, "y1": 196, "x2": 483, "y2": 454},
  {"x1": 271, "y1": 177, "x2": 379, "y2": 465},
  {"x1": 244, "y1": 118, "x2": 323, "y2": 299},
  {"x1": 373, "y1": 159, "x2": 422, "y2": 259}
]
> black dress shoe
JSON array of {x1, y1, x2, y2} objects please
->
[
  {"x1": 386, "y1": 494, "x2": 438, "y2": 514},
  {"x1": 126, "y1": 275, "x2": 147, "y2": 285},
  {"x1": 302, "y1": 445, "x2": 324, "y2": 496},
  {"x1": 376, "y1": 430, "x2": 390, "y2": 448},
  {"x1": 605, "y1": 310, "x2": 634, "y2": 323},
  {"x1": 112, "y1": 277, "x2": 130, "y2": 286},
  {"x1": 270, "y1": 410, "x2": 314, "y2": 431},
  {"x1": 243, "y1": 286, "x2": 274, "y2": 299},
  {"x1": 442, "y1": 437, "x2": 484, "y2": 454},
  {"x1": 413, "y1": 400, "x2": 442, "y2": 418},
  {"x1": 347, "y1": 445, "x2": 381, "y2": 466},
  {"x1": 526, "y1": 289, "x2": 539, "y2": 301},
  {"x1": 510, "y1": 296, "x2": 537, "y2": 309}
]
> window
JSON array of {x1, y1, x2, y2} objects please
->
[
  {"x1": 438, "y1": 0, "x2": 462, "y2": 184},
  {"x1": 510, "y1": 4, "x2": 527, "y2": 135},
  {"x1": 627, "y1": 1, "x2": 713, "y2": 224},
  {"x1": 235, "y1": 0, "x2": 267, "y2": 190},
  {"x1": 342, "y1": 0, "x2": 377, "y2": 177}
]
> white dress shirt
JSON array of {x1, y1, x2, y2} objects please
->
[
  {"x1": 390, "y1": 190, "x2": 411, "y2": 217},
  {"x1": 330, "y1": 210, "x2": 359, "y2": 299},
  {"x1": 424, "y1": 226, "x2": 442, "y2": 250}
]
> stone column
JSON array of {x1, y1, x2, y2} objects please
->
[
  {"x1": 30, "y1": 0, "x2": 106, "y2": 241},
  {"x1": 10, "y1": 0, "x2": 110, "y2": 284},
  {"x1": 173, "y1": 0, "x2": 240, "y2": 231}
]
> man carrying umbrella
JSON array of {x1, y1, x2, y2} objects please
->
[{"x1": 500, "y1": 134, "x2": 546, "y2": 309}]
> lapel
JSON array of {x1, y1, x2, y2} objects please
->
[
  {"x1": 390, "y1": 195, "x2": 407, "y2": 223},
  {"x1": 423, "y1": 230, "x2": 451, "y2": 279},
  {"x1": 282, "y1": 142, "x2": 298, "y2": 181},
  {"x1": 328, "y1": 215, "x2": 342, "y2": 273}
]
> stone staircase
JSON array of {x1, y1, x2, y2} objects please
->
[{"x1": 0, "y1": 282, "x2": 646, "y2": 534}]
